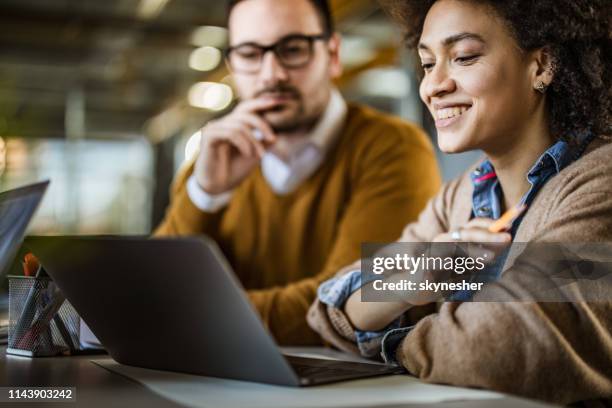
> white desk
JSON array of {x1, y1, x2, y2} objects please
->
[{"x1": 1, "y1": 346, "x2": 558, "y2": 408}]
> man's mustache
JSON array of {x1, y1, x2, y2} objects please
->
[{"x1": 254, "y1": 85, "x2": 301, "y2": 100}]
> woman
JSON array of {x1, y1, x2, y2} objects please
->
[{"x1": 307, "y1": 0, "x2": 611, "y2": 404}]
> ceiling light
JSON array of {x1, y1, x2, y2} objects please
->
[
  {"x1": 190, "y1": 26, "x2": 228, "y2": 48},
  {"x1": 188, "y1": 82, "x2": 233, "y2": 111},
  {"x1": 357, "y1": 68, "x2": 411, "y2": 98},
  {"x1": 136, "y1": 0, "x2": 171, "y2": 20},
  {"x1": 340, "y1": 36, "x2": 376, "y2": 68},
  {"x1": 188, "y1": 47, "x2": 222, "y2": 72},
  {"x1": 184, "y1": 131, "x2": 202, "y2": 161}
]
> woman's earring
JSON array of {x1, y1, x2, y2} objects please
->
[{"x1": 534, "y1": 81, "x2": 548, "y2": 94}]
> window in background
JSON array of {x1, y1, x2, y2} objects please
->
[{"x1": 0, "y1": 137, "x2": 154, "y2": 235}]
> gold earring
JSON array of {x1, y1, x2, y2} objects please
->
[{"x1": 535, "y1": 81, "x2": 547, "y2": 94}]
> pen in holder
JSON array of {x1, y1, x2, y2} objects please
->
[{"x1": 6, "y1": 275, "x2": 81, "y2": 357}]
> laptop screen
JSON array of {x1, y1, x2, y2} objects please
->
[{"x1": 0, "y1": 181, "x2": 49, "y2": 279}]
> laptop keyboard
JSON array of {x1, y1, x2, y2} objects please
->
[{"x1": 285, "y1": 355, "x2": 400, "y2": 382}]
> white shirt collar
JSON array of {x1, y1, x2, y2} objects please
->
[{"x1": 309, "y1": 88, "x2": 348, "y2": 153}]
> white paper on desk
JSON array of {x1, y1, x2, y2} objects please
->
[{"x1": 93, "y1": 359, "x2": 503, "y2": 408}]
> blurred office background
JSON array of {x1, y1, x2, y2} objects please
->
[{"x1": 0, "y1": 0, "x2": 481, "y2": 235}]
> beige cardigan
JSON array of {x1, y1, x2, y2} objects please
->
[{"x1": 307, "y1": 137, "x2": 612, "y2": 405}]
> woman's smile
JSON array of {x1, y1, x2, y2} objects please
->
[{"x1": 433, "y1": 104, "x2": 472, "y2": 128}]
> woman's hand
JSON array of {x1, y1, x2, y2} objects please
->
[
  {"x1": 344, "y1": 218, "x2": 512, "y2": 331},
  {"x1": 434, "y1": 217, "x2": 511, "y2": 245},
  {"x1": 398, "y1": 218, "x2": 512, "y2": 306}
]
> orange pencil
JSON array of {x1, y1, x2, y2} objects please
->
[
  {"x1": 22, "y1": 253, "x2": 41, "y2": 277},
  {"x1": 489, "y1": 204, "x2": 527, "y2": 233}
]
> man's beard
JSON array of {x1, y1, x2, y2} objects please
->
[
  {"x1": 254, "y1": 84, "x2": 314, "y2": 133},
  {"x1": 263, "y1": 104, "x2": 312, "y2": 133}
]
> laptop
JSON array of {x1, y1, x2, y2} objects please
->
[
  {"x1": 0, "y1": 181, "x2": 50, "y2": 342},
  {"x1": 24, "y1": 235, "x2": 403, "y2": 386}
]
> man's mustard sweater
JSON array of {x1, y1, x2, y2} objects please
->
[{"x1": 155, "y1": 103, "x2": 441, "y2": 345}]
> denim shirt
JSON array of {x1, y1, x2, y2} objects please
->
[{"x1": 317, "y1": 134, "x2": 593, "y2": 365}]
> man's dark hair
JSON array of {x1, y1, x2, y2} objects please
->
[
  {"x1": 380, "y1": 0, "x2": 611, "y2": 142},
  {"x1": 227, "y1": 0, "x2": 334, "y2": 36}
]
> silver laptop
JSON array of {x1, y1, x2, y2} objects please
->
[{"x1": 24, "y1": 235, "x2": 402, "y2": 386}]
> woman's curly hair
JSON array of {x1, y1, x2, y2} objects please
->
[{"x1": 380, "y1": 0, "x2": 611, "y2": 141}]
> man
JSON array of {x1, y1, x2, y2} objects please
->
[{"x1": 155, "y1": 0, "x2": 441, "y2": 345}]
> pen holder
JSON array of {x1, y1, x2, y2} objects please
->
[{"x1": 6, "y1": 276, "x2": 81, "y2": 357}]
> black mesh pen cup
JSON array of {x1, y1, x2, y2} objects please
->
[{"x1": 7, "y1": 276, "x2": 81, "y2": 357}]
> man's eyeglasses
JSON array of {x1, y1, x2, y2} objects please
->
[{"x1": 225, "y1": 34, "x2": 329, "y2": 74}]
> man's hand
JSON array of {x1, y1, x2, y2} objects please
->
[{"x1": 194, "y1": 99, "x2": 278, "y2": 194}]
